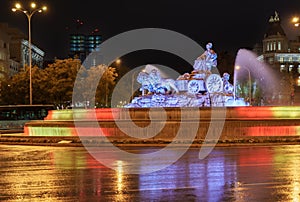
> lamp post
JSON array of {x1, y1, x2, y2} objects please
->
[
  {"x1": 12, "y1": 2, "x2": 47, "y2": 105},
  {"x1": 104, "y1": 59, "x2": 121, "y2": 107},
  {"x1": 235, "y1": 65, "x2": 252, "y2": 105}
]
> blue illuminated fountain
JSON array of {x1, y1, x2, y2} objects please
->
[{"x1": 125, "y1": 43, "x2": 248, "y2": 108}]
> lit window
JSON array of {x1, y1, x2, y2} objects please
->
[
  {"x1": 267, "y1": 43, "x2": 269, "y2": 51},
  {"x1": 278, "y1": 41, "x2": 281, "y2": 50},
  {"x1": 289, "y1": 57, "x2": 293, "y2": 62},
  {"x1": 279, "y1": 57, "x2": 284, "y2": 62},
  {"x1": 268, "y1": 57, "x2": 274, "y2": 63},
  {"x1": 280, "y1": 65, "x2": 285, "y2": 72}
]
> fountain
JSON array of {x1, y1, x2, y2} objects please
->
[
  {"x1": 234, "y1": 48, "x2": 278, "y2": 106},
  {"x1": 23, "y1": 44, "x2": 300, "y2": 141},
  {"x1": 125, "y1": 43, "x2": 248, "y2": 108}
]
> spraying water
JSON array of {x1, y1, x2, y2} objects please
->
[{"x1": 234, "y1": 49, "x2": 278, "y2": 105}]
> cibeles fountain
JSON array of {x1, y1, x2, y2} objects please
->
[
  {"x1": 125, "y1": 42, "x2": 248, "y2": 108},
  {"x1": 24, "y1": 42, "x2": 300, "y2": 141}
]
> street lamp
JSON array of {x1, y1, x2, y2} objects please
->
[
  {"x1": 235, "y1": 65, "x2": 252, "y2": 105},
  {"x1": 106, "y1": 59, "x2": 121, "y2": 106},
  {"x1": 116, "y1": 58, "x2": 121, "y2": 65},
  {"x1": 292, "y1": 16, "x2": 300, "y2": 27},
  {"x1": 12, "y1": 2, "x2": 47, "y2": 105}
]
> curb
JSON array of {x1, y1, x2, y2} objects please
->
[{"x1": 1, "y1": 134, "x2": 300, "y2": 147}]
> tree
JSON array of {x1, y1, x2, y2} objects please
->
[
  {"x1": 32, "y1": 66, "x2": 50, "y2": 104},
  {"x1": 0, "y1": 66, "x2": 29, "y2": 104},
  {"x1": 0, "y1": 59, "x2": 118, "y2": 107},
  {"x1": 86, "y1": 65, "x2": 118, "y2": 107},
  {"x1": 72, "y1": 64, "x2": 118, "y2": 108},
  {"x1": 277, "y1": 71, "x2": 294, "y2": 105},
  {"x1": 44, "y1": 58, "x2": 81, "y2": 106}
]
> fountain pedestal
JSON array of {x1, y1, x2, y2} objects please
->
[{"x1": 24, "y1": 107, "x2": 300, "y2": 142}]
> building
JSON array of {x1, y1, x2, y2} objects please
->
[
  {"x1": 0, "y1": 23, "x2": 45, "y2": 78},
  {"x1": 0, "y1": 25, "x2": 11, "y2": 79},
  {"x1": 20, "y1": 39, "x2": 45, "y2": 69},
  {"x1": 69, "y1": 33, "x2": 102, "y2": 62},
  {"x1": 255, "y1": 12, "x2": 300, "y2": 83},
  {"x1": 252, "y1": 11, "x2": 300, "y2": 104}
]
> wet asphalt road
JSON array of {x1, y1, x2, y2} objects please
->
[{"x1": 1, "y1": 144, "x2": 300, "y2": 202}]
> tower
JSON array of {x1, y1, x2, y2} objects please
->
[{"x1": 262, "y1": 11, "x2": 289, "y2": 66}]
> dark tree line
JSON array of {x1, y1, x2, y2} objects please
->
[{"x1": 0, "y1": 58, "x2": 118, "y2": 108}]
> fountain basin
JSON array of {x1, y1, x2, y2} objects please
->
[{"x1": 24, "y1": 107, "x2": 300, "y2": 140}]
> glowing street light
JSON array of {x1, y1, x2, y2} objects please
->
[
  {"x1": 292, "y1": 16, "x2": 300, "y2": 27},
  {"x1": 12, "y1": 2, "x2": 47, "y2": 105},
  {"x1": 116, "y1": 59, "x2": 121, "y2": 65},
  {"x1": 235, "y1": 65, "x2": 252, "y2": 105}
]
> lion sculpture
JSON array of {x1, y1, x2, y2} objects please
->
[{"x1": 137, "y1": 69, "x2": 179, "y2": 95}]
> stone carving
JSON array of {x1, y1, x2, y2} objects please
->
[
  {"x1": 125, "y1": 42, "x2": 248, "y2": 108},
  {"x1": 137, "y1": 69, "x2": 179, "y2": 95},
  {"x1": 222, "y1": 72, "x2": 234, "y2": 95},
  {"x1": 193, "y1": 42, "x2": 217, "y2": 72},
  {"x1": 269, "y1": 11, "x2": 280, "y2": 22}
]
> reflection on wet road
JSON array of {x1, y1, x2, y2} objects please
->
[{"x1": 1, "y1": 145, "x2": 300, "y2": 201}]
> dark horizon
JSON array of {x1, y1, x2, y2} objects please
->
[{"x1": 1, "y1": 0, "x2": 300, "y2": 64}]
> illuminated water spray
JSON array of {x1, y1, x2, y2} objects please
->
[{"x1": 234, "y1": 49, "x2": 278, "y2": 105}]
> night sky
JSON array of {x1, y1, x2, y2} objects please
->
[{"x1": 1, "y1": 0, "x2": 300, "y2": 69}]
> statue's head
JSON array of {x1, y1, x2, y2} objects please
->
[
  {"x1": 206, "y1": 42, "x2": 213, "y2": 49},
  {"x1": 149, "y1": 69, "x2": 160, "y2": 79}
]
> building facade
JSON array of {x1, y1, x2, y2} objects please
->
[
  {"x1": 0, "y1": 23, "x2": 45, "y2": 78},
  {"x1": 21, "y1": 39, "x2": 45, "y2": 69},
  {"x1": 0, "y1": 26, "x2": 10, "y2": 79},
  {"x1": 251, "y1": 12, "x2": 300, "y2": 105},
  {"x1": 69, "y1": 34, "x2": 102, "y2": 62},
  {"x1": 255, "y1": 12, "x2": 300, "y2": 85}
]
